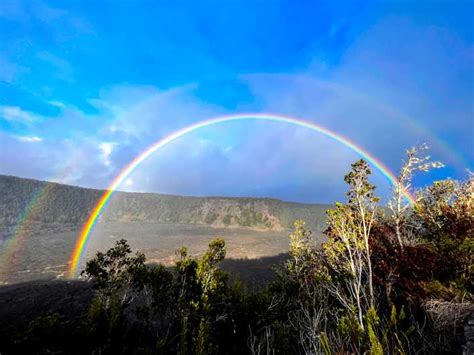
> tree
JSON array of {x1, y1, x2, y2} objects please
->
[
  {"x1": 412, "y1": 174, "x2": 473, "y2": 291},
  {"x1": 323, "y1": 159, "x2": 379, "y2": 328},
  {"x1": 286, "y1": 220, "x2": 331, "y2": 354},
  {"x1": 388, "y1": 144, "x2": 443, "y2": 249},
  {"x1": 81, "y1": 239, "x2": 147, "y2": 308},
  {"x1": 345, "y1": 160, "x2": 379, "y2": 306},
  {"x1": 81, "y1": 239, "x2": 149, "y2": 353},
  {"x1": 324, "y1": 201, "x2": 370, "y2": 330},
  {"x1": 175, "y1": 238, "x2": 228, "y2": 355}
]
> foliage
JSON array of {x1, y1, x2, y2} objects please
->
[
  {"x1": 2, "y1": 150, "x2": 472, "y2": 354},
  {"x1": 388, "y1": 144, "x2": 444, "y2": 249},
  {"x1": 413, "y1": 176, "x2": 473, "y2": 292},
  {"x1": 81, "y1": 238, "x2": 148, "y2": 307}
]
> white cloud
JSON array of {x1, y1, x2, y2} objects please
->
[
  {"x1": 0, "y1": 105, "x2": 41, "y2": 123},
  {"x1": 99, "y1": 142, "x2": 115, "y2": 166},
  {"x1": 95, "y1": 84, "x2": 219, "y2": 140},
  {"x1": 0, "y1": 82, "x2": 408, "y2": 202},
  {"x1": 48, "y1": 100, "x2": 66, "y2": 109},
  {"x1": 2, "y1": 33, "x2": 470, "y2": 203},
  {"x1": 13, "y1": 135, "x2": 43, "y2": 143}
]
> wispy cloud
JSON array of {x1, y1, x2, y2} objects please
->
[
  {"x1": 0, "y1": 105, "x2": 41, "y2": 123},
  {"x1": 1, "y1": 62, "x2": 470, "y2": 203},
  {"x1": 0, "y1": 0, "x2": 93, "y2": 33},
  {"x1": 48, "y1": 100, "x2": 66, "y2": 109},
  {"x1": 93, "y1": 84, "x2": 219, "y2": 140},
  {"x1": 13, "y1": 135, "x2": 43, "y2": 143}
]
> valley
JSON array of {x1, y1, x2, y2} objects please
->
[{"x1": 0, "y1": 175, "x2": 329, "y2": 284}]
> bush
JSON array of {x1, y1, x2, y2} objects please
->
[{"x1": 3, "y1": 153, "x2": 472, "y2": 354}]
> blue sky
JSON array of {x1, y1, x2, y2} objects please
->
[{"x1": 0, "y1": 0, "x2": 473, "y2": 203}]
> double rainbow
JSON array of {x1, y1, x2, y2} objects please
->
[{"x1": 67, "y1": 113, "x2": 415, "y2": 277}]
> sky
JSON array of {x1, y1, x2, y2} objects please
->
[{"x1": 0, "y1": 0, "x2": 473, "y2": 203}]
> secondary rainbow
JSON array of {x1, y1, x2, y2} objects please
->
[
  {"x1": 68, "y1": 113, "x2": 415, "y2": 277},
  {"x1": 0, "y1": 185, "x2": 48, "y2": 279}
]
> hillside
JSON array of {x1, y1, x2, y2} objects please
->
[{"x1": 0, "y1": 175, "x2": 330, "y2": 232}]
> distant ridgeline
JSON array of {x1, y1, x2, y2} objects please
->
[{"x1": 0, "y1": 175, "x2": 329, "y2": 232}]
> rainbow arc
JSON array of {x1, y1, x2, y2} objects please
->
[{"x1": 67, "y1": 113, "x2": 415, "y2": 277}]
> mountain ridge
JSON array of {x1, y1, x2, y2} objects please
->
[{"x1": 0, "y1": 175, "x2": 330, "y2": 232}]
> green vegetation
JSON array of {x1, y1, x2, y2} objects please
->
[
  {"x1": 222, "y1": 214, "x2": 232, "y2": 225},
  {"x1": 0, "y1": 175, "x2": 329, "y2": 232},
  {"x1": 1, "y1": 146, "x2": 472, "y2": 354}
]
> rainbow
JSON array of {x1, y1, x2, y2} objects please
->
[
  {"x1": 0, "y1": 161, "x2": 81, "y2": 281},
  {"x1": 67, "y1": 113, "x2": 415, "y2": 277},
  {"x1": 0, "y1": 184, "x2": 47, "y2": 279}
]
